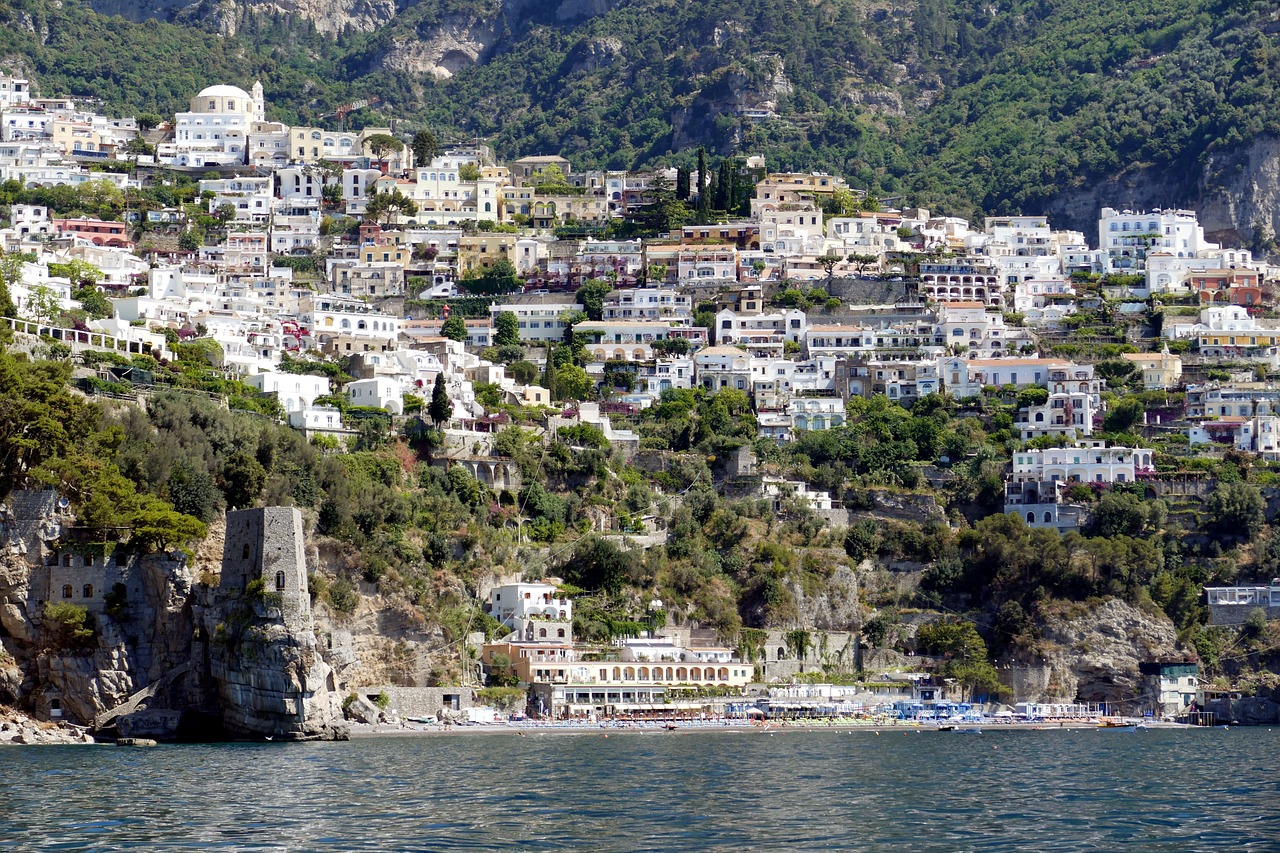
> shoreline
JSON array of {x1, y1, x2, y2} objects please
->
[{"x1": 345, "y1": 718, "x2": 1196, "y2": 738}]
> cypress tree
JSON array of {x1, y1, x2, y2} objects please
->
[
  {"x1": 429, "y1": 372, "x2": 450, "y2": 426},
  {"x1": 696, "y1": 148, "x2": 709, "y2": 214},
  {"x1": 675, "y1": 167, "x2": 690, "y2": 201},
  {"x1": 715, "y1": 158, "x2": 732, "y2": 211}
]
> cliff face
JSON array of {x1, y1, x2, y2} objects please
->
[
  {"x1": 0, "y1": 498, "x2": 347, "y2": 741},
  {"x1": 1043, "y1": 134, "x2": 1280, "y2": 252},
  {"x1": 90, "y1": 0, "x2": 399, "y2": 33},
  {"x1": 1007, "y1": 599, "x2": 1181, "y2": 709}
]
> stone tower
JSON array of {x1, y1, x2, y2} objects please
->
[
  {"x1": 251, "y1": 80, "x2": 265, "y2": 123},
  {"x1": 220, "y1": 506, "x2": 310, "y2": 626},
  {"x1": 210, "y1": 507, "x2": 345, "y2": 740}
]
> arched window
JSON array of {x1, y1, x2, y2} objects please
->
[
  {"x1": 242, "y1": 544, "x2": 251, "y2": 560},
  {"x1": 557, "y1": 628, "x2": 565, "y2": 638},
  {"x1": 538, "y1": 628, "x2": 547, "y2": 638},
  {"x1": 1026, "y1": 512, "x2": 1035, "y2": 523},
  {"x1": 83, "y1": 584, "x2": 93, "y2": 598},
  {"x1": 62, "y1": 585, "x2": 73, "y2": 599},
  {"x1": 1043, "y1": 512, "x2": 1053, "y2": 523},
  {"x1": 63, "y1": 554, "x2": 73, "y2": 567},
  {"x1": 275, "y1": 571, "x2": 286, "y2": 591}
]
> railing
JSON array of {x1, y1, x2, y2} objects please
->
[{"x1": 5, "y1": 317, "x2": 172, "y2": 360}]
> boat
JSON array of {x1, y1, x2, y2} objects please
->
[
  {"x1": 115, "y1": 737, "x2": 158, "y2": 747},
  {"x1": 1099, "y1": 719, "x2": 1138, "y2": 731}
]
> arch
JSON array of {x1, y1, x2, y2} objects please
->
[
  {"x1": 557, "y1": 628, "x2": 566, "y2": 638},
  {"x1": 538, "y1": 627, "x2": 547, "y2": 638},
  {"x1": 691, "y1": 667, "x2": 702, "y2": 680},
  {"x1": 62, "y1": 584, "x2": 73, "y2": 599},
  {"x1": 275, "y1": 570, "x2": 286, "y2": 591},
  {"x1": 1043, "y1": 511, "x2": 1053, "y2": 523},
  {"x1": 777, "y1": 647, "x2": 787, "y2": 660},
  {"x1": 83, "y1": 584, "x2": 93, "y2": 599},
  {"x1": 639, "y1": 667, "x2": 650, "y2": 680},
  {"x1": 717, "y1": 667, "x2": 729, "y2": 680},
  {"x1": 613, "y1": 667, "x2": 621, "y2": 680},
  {"x1": 677, "y1": 667, "x2": 688, "y2": 680},
  {"x1": 624, "y1": 667, "x2": 635, "y2": 679},
  {"x1": 1026, "y1": 511, "x2": 1035, "y2": 523},
  {"x1": 242, "y1": 543, "x2": 251, "y2": 560}
]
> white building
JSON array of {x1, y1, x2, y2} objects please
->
[
  {"x1": 489, "y1": 296, "x2": 583, "y2": 344},
  {"x1": 1098, "y1": 207, "x2": 1217, "y2": 273},
  {"x1": 244, "y1": 371, "x2": 331, "y2": 414},
  {"x1": 166, "y1": 82, "x2": 265, "y2": 168},
  {"x1": 345, "y1": 376, "x2": 405, "y2": 415},
  {"x1": 489, "y1": 581, "x2": 574, "y2": 644}
]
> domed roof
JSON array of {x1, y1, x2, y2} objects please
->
[{"x1": 196, "y1": 84, "x2": 254, "y2": 101}]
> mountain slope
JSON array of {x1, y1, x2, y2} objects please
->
[{"x1": 5, "y1": 0, "x2": 1280, "y2": 238}]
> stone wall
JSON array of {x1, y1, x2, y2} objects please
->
[
  {"x1": 1207, "y1": 602, "x2": 1280, "y2": 626},
  {"x1": 352, "y1": 685, "x2": 474, "y2": 718},
  {"x1": 5, "y1": 489, "x2": 66, "y2": 560}
]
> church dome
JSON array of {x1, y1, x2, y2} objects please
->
[{"x1": 191, "y1": 84, "x2": 255, "y2": 114}]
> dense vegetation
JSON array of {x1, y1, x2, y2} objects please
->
[
  {"x1": 8, "y1": 310, "x2": 1280, "y2": 693},
  {"x1": 3, "y1": 0, "x2": 1280, "y2": 225}
]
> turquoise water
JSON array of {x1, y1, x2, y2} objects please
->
[{"x1": 2, "y1": 728, "x2": 1278, "y2": 851}]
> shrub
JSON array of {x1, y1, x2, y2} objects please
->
[
  {"x1": 327, "y1": 577, "x2": 360, "y2": 614},
  {"x1": 43, "y1": 602, "x2": 95, "y2": 649}
]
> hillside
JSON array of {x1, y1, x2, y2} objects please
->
[{"x1": 5, "y1": 0, "x2": 1280, "y2": 234}]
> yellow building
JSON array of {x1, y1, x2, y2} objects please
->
[
  {"x1": 457, "y1": 233, "x2": 518, "y2": 275},
  {"x1": 1121, "y1": 350, "x2": 1183, "y2": 390}
]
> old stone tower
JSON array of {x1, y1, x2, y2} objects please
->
[
  {"x1": 220, "y1": 506, "x2": 310, "y2": 626},
  {"x1": 208, "y1": 506, "x2": 345, "y2": 740}
]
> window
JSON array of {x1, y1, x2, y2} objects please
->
[
  {"x1": 83, "y1": 584, "x2": 93, "y2": 598},
  {"x1": 242, "y1": 544, "x2": 251, "y2": 560},
  {"x1": 63, "y1": 585, "x2": 73, "y2": 599},
  {"x1": 275, "y1": 571, "x2": 286, "y2": 591}
]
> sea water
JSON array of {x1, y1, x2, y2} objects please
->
[{"x1": 2, "y1": 727, "x2": 1278, "y2": 851}]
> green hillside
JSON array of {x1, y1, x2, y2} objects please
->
[{"x1": 2, "y1": 0, "x2": 1278, "y2": 222}]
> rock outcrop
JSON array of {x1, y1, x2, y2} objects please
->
[
  {"x1": 1206, "y1": 685, "x2": 1280, "y2": 725},
  {"x1": 373, "y1": 15, "x2": 502, "y2": 79},
  {"x1": 0, "y1": 708, "x2": 96, "y2": 746},
  {"x1": 0, "y1": 497, "x2": 347, "y2": 742},
  {"x1": 1014, "y1": 598, "x2": 1181, "y2": 708}
]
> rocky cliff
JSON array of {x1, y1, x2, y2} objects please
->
[
  {"x1": 0, "y1": 497, "x2": 348, "y2": 741},
  {"x1": 1003, "y1": 598, "x2": 1182, "y2": 710}
]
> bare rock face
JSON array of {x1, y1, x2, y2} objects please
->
[
  {"x1": 207, "y1": 618, "x2": 345, "y2": 740},
  {"x1": 376, "y1": 16, "x2": 502, "y2": 79},
  {"x1": 91, "y1": 0, "x2": 399, "y2": 33},
  {"x1": 788, "y1": 560, "x2": 861, "y2": 631},
  {"x1": 1032, "y1": 598, "x2": 1180, "y2": 707}
]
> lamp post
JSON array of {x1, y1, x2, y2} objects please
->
[{"x1": 648, "y1": 597, "x2": 664, "y2": 637}]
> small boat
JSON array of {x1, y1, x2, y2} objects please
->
[
  {"x1": 115, "y1": 737, "x2": 158, "y2": 747},
  {"x1": 663, "y1": 723, "x2": 678, "y2": 731},
  {"x1": 1098, "y1": 718, "x2": 1137, "y2": 730}
]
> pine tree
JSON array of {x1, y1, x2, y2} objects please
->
[
  {"x1": 429, "y1": 373, "x2": 450, "y2": 427},
  {"x1": 675, "y1": 167, "x2": 691, "y2": 201}
]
